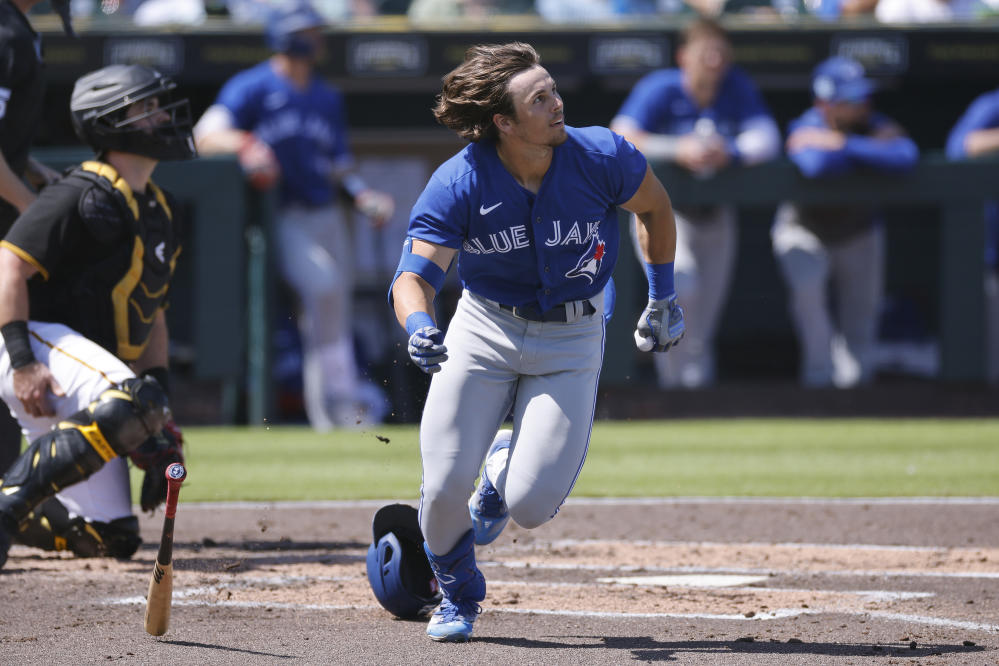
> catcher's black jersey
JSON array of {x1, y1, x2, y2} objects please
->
[
  {"x1": 2, "y1": 161, "x2": 182, "y2": 362},
  {"x1": 0, "y1": 0, "x2": 45, "y2": 233}
]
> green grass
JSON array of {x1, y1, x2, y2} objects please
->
[{"x1": 137, "y1": 419, "x2": 999, "y2": 503}]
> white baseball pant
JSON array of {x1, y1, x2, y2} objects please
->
[
  {"x1": 632, "y1": 206, "x2": 736, "y2": 388},
  {"x1": 275, "y1": 203, "x2": 364, "y2": 430},
  {"x1": 771, "y1": 204, "x2": 884, "y2": 388},
  {"x1": 418, "y1": 288, "x2": 606, "y2": 555},
  {"x1": 0, "y1": 322, "x2": 134, "y2": 523}
]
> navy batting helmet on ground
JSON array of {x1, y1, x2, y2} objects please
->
[{"x1": 366, "y1": 503, "x2": 441, "y2": 619}]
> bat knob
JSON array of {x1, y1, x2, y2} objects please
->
[{"x1": 165, "y1": 463, "x2": 187, "y2": 483}]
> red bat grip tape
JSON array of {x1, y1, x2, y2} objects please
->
[{"x1": 164, "y1": 463, "x2": 187, "y2": 519}]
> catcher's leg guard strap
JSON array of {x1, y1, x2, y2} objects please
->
[
  {"x1": 74, "y1": 377, "x2": 170, "y2": 456},
  {"x1": 0, "y1": 427, "x2": 106, "y2": 527},
  {"x1": 15, "y1": 498, "x2": 141, "y2": 559},
  {"x1": 0, "y1": 377, "x2": 168, "y2": 528}
]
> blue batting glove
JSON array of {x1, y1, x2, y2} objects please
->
[
  {"x1": 634, "y1": 294, "x2": 685, "y2": 353},
  {"x1": 407, "y1": 326, "x2": 448, "y2": 373}
]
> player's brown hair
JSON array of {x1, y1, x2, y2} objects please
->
[
  {"x1": 679, "y1": 17, "x2": 730, "y2": 48},
  {"x1": 433, "y1": 42, "x2": 541, "y2": 143}
]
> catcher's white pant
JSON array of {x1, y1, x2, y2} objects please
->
[
  {"x1": 275, "y1": 203, "x2": 374, "y2": 430},
  {"x1": 418, "y1": 288, "x2": 606, "y2": 554},
  {"x1": 0, "y1": 322, "x2": 134, "y2": 523},
  {"x1": 632, "y1": 206, "x2": 736, "y2": 388},
  {"x1": 771, "y1": 204, "x2": 884, "y2": 388}
]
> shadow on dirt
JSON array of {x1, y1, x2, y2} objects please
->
[
  {"x1": 477, "y1": 636, "x2": 987, "y2": 661},
  {"x1": 159, "y1": 639, "x2": 295, "y2": 659},
  {"x1": 132, "y1": 539, "x2": 368, "y2": 572}
]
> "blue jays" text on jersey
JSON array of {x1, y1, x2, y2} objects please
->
[
  {"x1": 407, "y1": 126, "x2": 646, "y2": 312},
  {"x1": 215, "y1": 61, "x2": 352, "y2": 207}
]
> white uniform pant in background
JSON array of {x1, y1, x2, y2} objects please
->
[
  {"x1": 772, "y1": 206, "x2": 884, "y2": 388},
  {"x1": 275, "y1": 203, "x2": 370, "y2": 430},
  {"x1": 987, "y1": 271, "x2": 999, "y2": 385},
  {"x1": 632, "y1": 206, "x2": 736, "y2": 388},
  {"x1": 0, "y1": 322, "x2": 134, "y2": 523},
  {"x1": 418, "y1": 289, "x2": 606, "y2": 554}
]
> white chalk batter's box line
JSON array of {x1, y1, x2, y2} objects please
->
[
  {"x1": 540, "y1": 538, "x2": 966, "y2": 552},
  {"x1": 180, "y1": 497, "x2": 999, "y2": 510},
  {"x1": 103, "y1": 591, "x2": 999, "y2": 634},
  {"x1": 482, "y1": 560, "x2": 999, "y2": 580}
]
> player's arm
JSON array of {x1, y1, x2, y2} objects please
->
[
  {"x1": 611, "y1": 116, "x2": 678, "y2": 160},
  {"x1": 960, "y1": 128, "x2": 999, "y2": 158},
  {"x1": 841, "y1": 121, "x2": 919, "y2": 172},
  {"x1": 23, "y1": 157, "x2": 61, "y2": 191},
  {"x1": 0, "y1": 149, "x2": 37, "y2": 214},
  {"x1": 945, "y1": 95, "x2": 999, "y2": 159},
  {"x1": 331, "y1": 163, "x2": 395, "y2": 229},
  {"x1": 132, "y1": 309, "x2": 169, "y2": 378},
  {"x1": 327, "y1": 92, "x2": 393, "y2": 227},
  {"x1": 390, "y1": 238, "x2": 456, "y2": 374},
  {"x1": 620, "y1": 164, "x2": 685, "y2": 353},
  {"x1": 127, "y1": 308, "x2": 183, "y2": 512},
  {"x1": 0, "y1": 245, "x2": 64, "y2": 416},
  {"x1": 621, "y1": 164, "x2": 677, "y2": 265},
  {"x1": 193, "y1": 104, "x2": 279, "y2": 190}
]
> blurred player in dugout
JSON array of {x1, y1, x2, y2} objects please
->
[
  {"x1": 0, "y1": 62, "x2": 195, "y2": 568},
  {"x1": 194, "y1": 0, "x2": 395, "y2": 430},
  {"x1": 771, "y1": 56, "x2": 918, "y2": 388},
  {"x1": 946, "y1": 85, "x2": 999, "y2": 385},
  {"x1": 0, "y1": 1, "x2": 75, "y2": 475},
  {"x1": 611, "y1": 18, "x2": 780, "y2": 389}
]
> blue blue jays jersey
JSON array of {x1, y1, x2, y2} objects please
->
[
  {"x1": 946, "y1": 87, "x2": 999, "y2": 269},
  {"x1": 215, "y1": 61, "x2": 351, "y2": 207},
  {"x1": 408, "y1": 126, "x2": 647, "y2": 312},
  {"x1": 615, "y1": 66, "x2": 772, "y2": 152}
]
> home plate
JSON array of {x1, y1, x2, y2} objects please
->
[{"x1": 597, "y1": 574, "x2": 769, "y2": 588}]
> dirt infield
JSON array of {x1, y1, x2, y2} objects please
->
[{"x1": 2, "y1": 498, "x2": 997, "y2": 665}]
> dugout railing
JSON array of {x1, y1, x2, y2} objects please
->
[
  {"x1": 600, "y1": 155, "x2": 998, "y2": 386},
  {"x1": 28, "y1": 149, "x2": 998, "y2": 423}
]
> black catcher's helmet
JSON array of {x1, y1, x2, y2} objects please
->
[{"x1": 70, "y1": 65, "x2": 197, "y2": 161}]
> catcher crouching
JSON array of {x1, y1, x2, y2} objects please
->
[{"x1": 0, "y1": 63, "x2": 196, "y2": 568}]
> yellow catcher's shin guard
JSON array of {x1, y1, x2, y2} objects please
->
[{"x1": 0, "y1": 377, "x2": 168, "y2": 530}]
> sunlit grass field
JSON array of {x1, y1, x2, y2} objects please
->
[{"x1": 134, "y1": 419, "x2": 999, "y2": 503}]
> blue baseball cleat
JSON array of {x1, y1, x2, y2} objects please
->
[
  {"x1": 426, "y1": 597, "x2": 482, "y2": 642},
  {"x1": 469, "y1": 429, "x2": 512, "y2": 546},
  {"x1": 424, "y1": 530, "x2": 486, "y2": 642}
]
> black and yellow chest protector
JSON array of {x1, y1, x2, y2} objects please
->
[{"x1": 68, "y1": 161, "x2": 181, "y2": 361}]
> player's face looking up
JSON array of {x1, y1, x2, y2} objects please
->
[
  {"x1": 125, "y1": 97, "x2": 170, "y2": 132},
  {"x1": 496, "y1": 65, "x2": 567, "y2": 148}
]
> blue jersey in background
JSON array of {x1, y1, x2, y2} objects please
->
[{"x1": 216, "y1": 60, "x2": 352, "y2": 207}]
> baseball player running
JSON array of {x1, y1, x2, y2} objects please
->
[
  {"x1": 0, "y1": 64, "x2": 194, "y2": 568},
  {"x1": 772, "y1": 56, "x2": 918, "y2": 387},
  {"x1": 390, "y1": 42, "x2": 685, "y2": 642},
  {"x1": 611, "y1": 18, "x2": 779, "y2": 389},
  {"x1": 194, "y1": 0, "x2": 394, "y2": 430}
]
